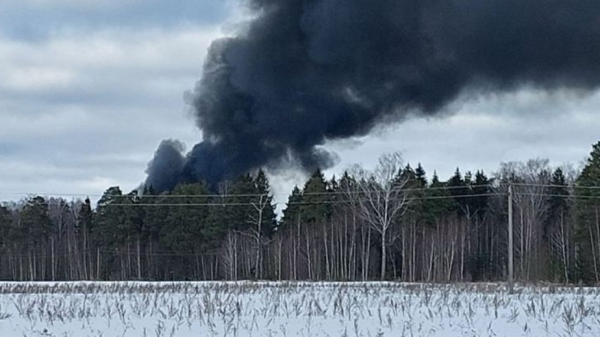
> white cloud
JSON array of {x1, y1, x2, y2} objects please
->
[
  {"x1": 0, "y1": 25, "x2": 222, "y2": 202},
  {"x1": 0, "y1": 27, "x2": 220, "y2": 93},
  {"x1": 1, "y1": 0, "x2": 118, "y2": 9},
  {"x1": 323, "y1": 89, "x2": 600, "y2": 182}
]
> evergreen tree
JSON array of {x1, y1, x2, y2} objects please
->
[
  {"x1": 471, "y1": 170, "x2": 492, "y2": 220},
  {"x1": 160, "y1": 182, "x2": 211, "y2": 279},
  {"x1": 0, "y1": 204, "x2": 11, "y2": 279},
  {"x1": 164, "y1": 182, "x2": 211, "y2": 250},
  {"x1": 575, "y1": 142, "x2": 600, "y2": 283},
  {"x1": 253, "y1": 169, "x2": 277, "y2": 237},
  {"x1": 21, "y1": 196, "x2": 52, "y2": 248},
  {"x1": 545, "y1": 167, "x2": 572, "y2": 282},
  {"x1": 0, "y1": 204, "x2": 9, "y2": 248},
  {"x1": 406, "y1": 163, "x2": 432, "y2": 227},
  {"x1": 20, "y1": 196, "x2": 52, "y2": 280},
  {"x1": 299, "y1": 170, "x2": 331, "y2": 280},
  {"x1": 424, "y1": 171, "x2": 455, "y2": 220},
  {"x1": 328, "y1": 175, "x2": 340, "y2": 206},
  {"x1": 399, "y1": 163, "x2": 416, "y2": 186},
  {"x1": 141, "y1": 187, "x2": 172, "y2": 278},
  {"x1": 301, "y1": 170, "x2": 331, "y2": 225},
  {"x1": 93, "y1": 186, "x2": 126, "y2": 279},
  {"x1": 546, "y1": 168, "x2": 570, "y2": 236},
  {"x1": 76, "y1": 198, "x2": 94, "y2": 279},
  {"x1": 280, "y1": 186, "x2": 303, "y2": 231},
  {"x1": 399, "y1": 163, "x2": 426, "y2": 227},
  {"x1": 415, "y1": 163, "x2": 428, "y2": 188},
  {"x1": 204, "y1": 176, "x2": 251, "y2": 252},
  {"x1": 77, "y1": 198, "x2": 93, "y2": 233},
  {"x1": 447, "y1": 168, "x2": 466, "y2": 212},
  {"x1": 230, "y1": 174, "x2": 257, "y2": 232}
]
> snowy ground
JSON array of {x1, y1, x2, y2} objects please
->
[{"x1": 0, "y1": 281, "x2": 599, "y2": 337}]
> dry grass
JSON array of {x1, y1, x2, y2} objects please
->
[{"x1": 0, "y1": 281, "x2": 599, "y2": 336}]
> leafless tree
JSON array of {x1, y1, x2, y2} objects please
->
[
  {"x1": 245, "y1": 194, "x2": 270, "y2": 279},
  {"x1": 497, "y1": 158, "x2": 551, "y2": 280},
  {"x1": 352, "y1": 152, "x2": 411, "y2": 280}
]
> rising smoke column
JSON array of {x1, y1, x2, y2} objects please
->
[{"x1": 146, "y1": 0, "x2": 600, "y2": 192}]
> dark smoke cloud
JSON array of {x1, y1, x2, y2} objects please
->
[
  {"x1": 145, "y1": 139, "x2": 187, "y2": 192},
  {"x1": 146, "y1": 0, "x2": 600, "y2": 191}
]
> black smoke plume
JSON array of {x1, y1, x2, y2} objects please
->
[{"x1": 146, "y1": 0, "x2": 600, "y2": 192}]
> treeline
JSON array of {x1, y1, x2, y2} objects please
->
[{"x1": 1, "y1": 143, "x2": 600, "y2": 284}]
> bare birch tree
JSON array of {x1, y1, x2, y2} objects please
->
[
  {"x1": 352, "y1": 152, "x2": 411, "y2": 280},
  {"x1": 246, "y1": 193, "x2": 270, "y2": 279}
]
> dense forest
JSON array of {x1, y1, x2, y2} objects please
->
[{"x1": 1, "y1": 142, "x2": 600, "y2": 284}]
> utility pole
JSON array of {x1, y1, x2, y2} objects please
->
[{"x1": 508, "y1": 183, "x2": 514, "y2": 292}]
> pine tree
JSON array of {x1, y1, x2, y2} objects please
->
[
  {"x1": 0, "y1": 204, "x2": 9, "y2": 248},
  {"x1": 281, "y1": 186, "x2": 303, "y2": 231},
  {"x1": 544, "y1": 168, "x2": 572, "y2": 282},
  {"x1": 546, "y1": 168, "x2": 570, "y2": 237},
  {"x1": 167, "y1": 182, "x2": 211, "y2": 279},
  {"x1": 246, "y1": 169, "x2": 277, "y2": 279},
  {"x1": 301, "y1": 170, "x2": 331, "y2": 225},
  {"x1": 93, "y1": 187, "x2": 127, "y2": 279},
  {"x1": 301, "y1": 169, "x2": 331, "y2": 279},
  {"x1": 253, "y1": 169, "x2": 277, "y2": 237},
  {"x1": 575, "y1": 142, "x2": 600, "y2": 283},
  {"x1": 415, "y1": 163, "x2": 427, "y2": 188},
  {"x1": 399, "y1": 163, "x2": 416, "y2": 186},
  {"x1": 76, "y1": 198, "x2": 94, "y2": 279},
  {"x1": 424, "y1": 171, "x2": 455, "y2": 221},
  {"x1": 407, "y1": 163, "x2": 433, "y2": 227},
  {"x1": 20, "y1": 196, "x2": 52, "y2": 280},
  {"x1": 230, "y1": 174, "x2": 257, "y2": 232},
  {"x1": 21, "y1": 196, "x2": 52, "y2": 245},
  {"x1": 447, "y1": 168, "x2": 466, "y2": 213}
]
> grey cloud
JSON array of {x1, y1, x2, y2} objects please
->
[
  {"x1": 0, "y1": 25, "x2": 212, "y2": 200},
  {"x1": 0, "y1": 0, "x2": 230, "y2": 41},
  {"x1": 326, "y1": 90, "x2": 600, "y2": 182}
]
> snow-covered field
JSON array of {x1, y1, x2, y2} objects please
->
[{"x1": 0, "y1": 281, "x2": 599, "y2": 337}]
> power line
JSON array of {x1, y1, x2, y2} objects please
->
[
  {"x1": 514, "y1": 193, "x2": 600, "y2": 200},
  {"x1": 4, "y1": 183, "x2": 600, "y2": 202},
  {"x1": 511, "y1": 183, "x2": 600, "y2": 190},
  {"x1": 86, "y1": 192, "x2": 600, "y2": 208},
  {"x1": 103, "y1": 192, "x2": 505, "y2": 207},
  {"x1": 5, "y1": 182, "x2": 600, "y2": 209},
  {"x1": 1, "y1": 184, "x2": 497, "y2": 200}
]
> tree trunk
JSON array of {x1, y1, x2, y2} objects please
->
[{"x1": 380, "y1": 228, "x2": 386, "y2": 280}]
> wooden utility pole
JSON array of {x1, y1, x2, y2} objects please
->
[{"x1": 508, "y1": 184, "x2": 514, "y2": 291}]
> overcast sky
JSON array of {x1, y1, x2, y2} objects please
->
[{"x1": 1, "y1": 0, "x2": 599, "y2": 207}]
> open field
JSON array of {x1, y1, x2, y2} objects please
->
[{"x1": 0, "y1": 282, "x2": 599, "y2": 336}]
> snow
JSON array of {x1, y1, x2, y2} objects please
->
[{"x1": 0, "y1": 281, "x2": 598, "y2": 336}]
